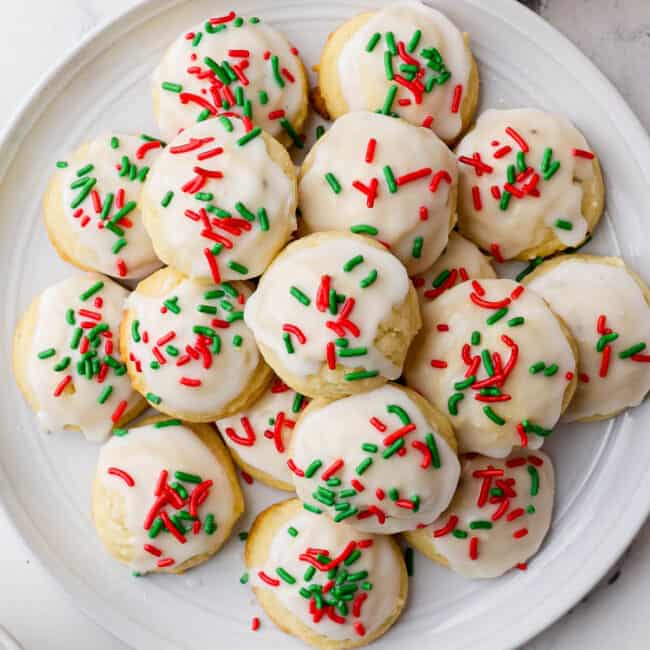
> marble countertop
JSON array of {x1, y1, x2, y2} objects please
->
[{"x1": 0, "y1": 1, "x2": 648, "y2": 648}]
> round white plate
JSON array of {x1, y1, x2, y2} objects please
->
[{"x1": 1, "y1": 1, "x2": 649, "y2": 648}]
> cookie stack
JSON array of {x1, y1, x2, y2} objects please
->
[{"x1": 12, "y1": 3, "x2": 650, "y2": 649}]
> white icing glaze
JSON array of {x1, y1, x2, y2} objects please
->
[
  {"x1": 125, "y1": 274, "x2": 260, "y2": 418},
  {"x1": 215, "y1": 376, "x2": 308, "y2": 485},
  {"x1": 299, "y1": 112, "x2": 457, "y2": 275},
  {"x1": 337, "y1": 1, "x2": 472, "y2": 142},
  {"x1": 26, "y1": 274, "x2": 139, "y2": 441},
  {"x1": 252, "y1": 508, "x2": 401, "y2": 640},
  {"x1": 143, "y1": 117, "x2": 295, "y2": 282},
  {"x1": 290, "y1": 384, "x2": 460, "y2": 533},
  {"x1": 404, "y1": 278, "x2": 576, "y2": 457},
  {"x1": 412, "y1": 231, "x2": 496, "y2": 307},
  {"x1": 58, "y1": 133, "x2": 163, "y2": 279},
  {"x1": 97, "y1": 421, "x2": 237, "y2": 573},
  {"x1": 244, "y1": 234, "x2": 411, "y2": 381},
  {"x1": 526, "y1": 258, "x2": 650, "y2": 420},
  {"x1": 152, "y1": 12, "x2": 305, "y2": 142},
  {"x1": 422, "y1": 450, "x2": 554, "y2": 579},
  {"x1": 456, "y1": 108, "x2": 598, "y2": 259}
]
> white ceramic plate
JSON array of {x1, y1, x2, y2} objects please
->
[{"x1": 1, "y1": 1, "x2": 649, "y2": 648}]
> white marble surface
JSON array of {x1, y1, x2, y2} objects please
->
[{"x1": 0, "y1": 1, "x2": 649, "y2": 648}]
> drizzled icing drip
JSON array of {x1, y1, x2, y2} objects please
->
[
  {"x1": 456, "y1": 108, "x2": 598, "y2": 259},
  {"x1": 405, "y1": 278, "x2": 575, "y2": 457},
  {"x1": 244, "y1": 234, "x2": 411, "y2": 381},
  {"x1": 124, "y1": 272, "x2": 260, "y2": 418},
  {"x1": 336, "y1": 1, "x2": 472, "y2": 142},
  {"x1": 216, "y1": 376, "x2": 309, "y2": 485},
  {"x1": 55, "y1": 133, "x2": 164, "y2": 278},
  {"x1": 299, "y1": 111, "x2": 457, "y2": 274},
  {"x1": 289, "y1": 384, "x2": 459, "y2": 533},
  {"x1": 152, "y1": 11, "x2": 306, "y2": 143},
  {"x1": 25, "y1": 273, "x2": 139, "y2": 441},
  {"x1": 143, "y1": 117, "x2": 296, "y2": 282}
]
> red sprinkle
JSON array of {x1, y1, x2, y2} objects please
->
[
  {"x1": 228, "y1": 49, "x2": 250, "y2": 58},
  {"x1": 572, "y1": 148, "x2": 594, "y2": 159},
  {"x1": 419, "y1": 206, "x2": 428, "y2": 221},
  {"x1": 203, "y1": 248, "x2": 221, "y2": 283},
  {"x1": 365, "y1": 138, "x2": 377, "y2": 163},
  {"x1": 287, "y1": 458, "x2": 305, "y2": 477},
  {"x1": 321, "y1": 458, "x2": 344, "y2": 481},
  {"x1": 258, "y1": 571, "x2": 280, "y2": 586},
  {"x1": 157, "y1": 558, "x2": 175, "y2": 568},
  {"x1": 210, "y1": 11, "x2": 236, "y2": 24},
  {"x1": 241, "y1": 470, "x2": 253, "y2": 485},
  {"x1": 111, "y1": 400, "x2": 128, "y2": 423},
  {"x1": 107, "y1": 467, "x2": 135, "y2": 487},
  {"x1": 450, "y1": 84, "x2": 463, "y2": 113},
  {"x1": 505, "y1": 126, "x2": 530, "y2": 152},
  {"x1": 354, "y1": 622, "x2": 366, "y2": 637},
  {"x1": 513, "y1": 528, "x2": 529, "y2": 539},
  {"x1": 370, "y1": 417, "x2": 387, "y2": 432},
  {"x1": 351, "y1": 479, "x2": 365, "y2": 492},
  {"x1": 599, "y1": 345, "x2": 612, "y2": 377},
  {"x1": 472, "y1": 185, "x2": 482, "y2": 210},
  {"x1": 251, "y1": 617, "x2": 260, "y2": 631},
  {"x1": 282, "y1": 323, "x2": 306, "y2": 344},
  {"x1": 429, "y1": 170, "x2": 452, "y2": 192},
  {"x1": 469, "y1": 536, "x2": 479, "y2": 560},
  {"x1": 433, "y1": 514, "x2": 458, "y2": 537},
  {"x1": 144, "y1": 543, "x2": 162, "y2": 557},
  {"x1": 490, "y1": 243, "x2": 505, "y2": 263},
  {"x1": 326, "y1": 341, "x2": 336, "y2": 370}
]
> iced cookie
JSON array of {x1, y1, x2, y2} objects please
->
[
  {"x1": 152, "y1": 10, "x2": 308, "y2": 148},
  {"x1": 44, "y1": 133, "x2": 164, "y2": 279},
  {"x1": 140, "y1": 117, "x2": 297, "y2": 283},
  {"x1": 288, "y1": 383, "x2": 459, "y2": 533},
  {"x1": 13, "y1": 273, "x2": 145, "y2": 441},
  {"x1": 120, "y1": 267, "x2": 272, "y2": 422},
  {"x1": 523, "y1": 255, "x2": 650, "y2": 421},
  {"x1": 412, "y1": 232, "x2": 496, "y2": 308},
  {"x1": 404, "y1": 450, "x2": 554, "y2": 578},
  {"x1": 246, "y1": 498, "x2": 407, "y2": 648},
  {"x1": 244, "y1": 231, "x2": 421, "y2": 399},
  {"x1": 316, "y1": 1, "x2": 479, "y2": 144},
  {"x1": 298, "y1": 111, "x2": 458, "y2": 274},
  {"x1": 93, "y1": 416, "x2": 244, "y2": 574},
  {"x1": 455, "y1": 108, "x2": 604, "y2": 261},
  {"x1": 404, "y1": 278, "x2": 577, "y2": 457},
  {"x1": 215, "y1": 376, "x2": 309, "y2": 491}
]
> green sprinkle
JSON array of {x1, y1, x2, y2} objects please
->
[
  {"x1": 38, "y1": 348, "x2": 56, "y2": 360},
  {"x1": 148, "y1": 518, "x2": 163, "y2": 538},
  {"x1": 344, "y1": 549, "x2": 361, "y2": 566},
  {"x1": 303, "y1": 503, "x2": 323, "y2": 514},
  {"x1": 175, "y1": 471, "x2": 202, "y2": 484},
  {"x1": 344, "y1": 370, "x2": 378, "y2": 381},
  {"x1": 234, "y1": 201, "x2": 255, "y2": 221},
  {"x1": 238, "y1": 531, "x2": 248, "y2": 541},
  {"x1": 516, "y1": 151, "x2": 527, "y2": 172},
  {"x1": 283, "y1": 332, "x2": 295, "y2": 354},
  {"x1": 192, "y1": 32, "x2": 203, "y2": 46},
  {"x1": 448, "y1": 392, "x2": 464, "y2": 415},
  {"x1": 380, "y1": 84, "x2": 397, "y2": 115},
  {"x1": 386, "y1": 404, "x2": 410, "y2": 425},
  {"x1": 279, "y1": 118, "x2": 303, "y2": 148},
  {"x1": 384, "y1": 51, "x2": 394, "y2": 80},
  {"x1": 237, "y1": 127, "x2": 262, "y2": 146},
  {"x1": 366, "y1": 32, "x2": 381, "y2": 51},
  {"x1": 522, "y1": 419, "x2": 553, "y2": 437},
  {"x1": 433, "y1": 269, "x2": 451, "y2": 288},
  {"x1": 486, "y1": 307, "x2": 508, "y2": 325},
  {"x1": 343, "y1": 255, "x2": 364, "y2": 272},
  {"x1": 70, "y1": 327, "x2": 83, "y2": 350},
  {"x1": 527, "y1": 504, "x2": 536, "y2": 514},
  {"x1": 292, "y1": 393, "x2": 305, "y2": 413},
  {"x1": 597, "y1": 332, "x2": 619, "y2": 352},
  {"x1": 541, "y1": 148, "x2": 553, "y2": 173},
  {"x1": 385, "y1": 31, "x2": 397, "y2": 55},
  {"x1": 471, "y1": 330, "x2": 481, "y2": 345},
  {"x1": 508, "y1": 316, "x2": 525, "y2": 327},
  {"x1": 171, "y1": 483, "x2": 188, "y2": 501},
  {"x1": 290, "y1": 286, "x2": 310, "y2": 306},
  {"x1": 304, "y1": 566, "x2": 316, "y2": 581},
  {"x1": 338, "y1": 347, "x2": 368, "y2": 357},
  {"x1": 53, "y1": 356, "x2": 70, "y2": 372},
  {"x1": 407, "y1": 29, "x2": 421, "y2": 52},
  {"x1": 161, "y1": 81, "x2": 182, "y2": 93},
  {"x1": 388, "y1": 487, "x2": 399, "y2": 501},
  {"x1": 154, "y1": 419, "x2": 182, "y2": 428},
  {"x1": 65, "y1": 309, "x2": 75, "y2": 325},
  {"x1": 232, "y1": 334, "x2": 243, "y2": 348},
  {"x1": 80, "y1": 281, "x2": 104, "y2": 301},
  {"x1": 287, "y1": 526, "x2": 298, "y2": 537},
  {"x1": 499, "y1": 190, "x2": 512, "y2": 211},
  {"x1": 425, "y1": 432, "x2": 442, "y2": 468},
  {"x1": 227, "y1": 311, "x2": 244, "y2": 323},
  {"x1": 356, "y1": 457, "x2": 373, "y2": 475},
  {"x1": 359, "y1": 269, "x2": 378, "y2": 288},
  {"x1": 204, "y1": 514, "x2": 217, "y2": 534},
  {"x1": 197, "y1": 304, "x2": 218, "y2": 315},
  {"x1": 219, "y1": 116, "x2": 234, "y2": 132},
  {"x1": 112, "y1": 238, "x2": 127, "y2": 254},
  {"x1": 529, "y1": 361, "x2": 545, "y2": 374},
  {"x1": 528, "y1": 465, "x2": 539, "y2": 495},
  {"x1": 276, "y1": 567, "x2": 296, "y2": 584},
  {"x1": 146, "y1": 392, "x2": 162, "y2": 405},
  {"x1": 454, "y1": 375, "x2": 475, "y2": 390},
  {"x1": 97, "y1": 385, "x2": 113, "y2": 404},
  {"x1": 619, "y1": 342, "x2": 646, "y2": 359},
  {"x1": 412, "y1": 236, "x2": 423, "y2": 259},
  {"x1": 469, "y1": 520, "x2": 493, "y2": 530},
  {"x1": 483, "y1": 405, "x2": 505, "y2": 425},
  {"x1": 382, "y1": 438, "x2": 404, "y2": 459},
  {"x1": 543, "y1": 364, "x2": 559, "y2": 376},
  {"x1": 56, "y1": 160, "x2": 69, "y2": 168},
  {"x1": 270, "y1": 55, "x2": 285, "y2": 88},
  {"x1": 334, "y1": 507, "x2": 358, "y2": 522},
  {"x1": 452, "y1": 529, "x2": 468, "y2": 539},
  {"x1": 76, "y1": 163, "x2": 94, "y2": 177},
  {"x1": 383, "y1": 165, "x2": 397, "y2": 193},
  {"x1": 227, "y1": 261, "x2": 248, "y2": 275},
  {"x1": 544, "y1": 160, "x2": 561, "y2": 180},
  {"x1": 316, "y1": 125, "x2": 325, "y2": 139},
  {"x1": 305, "y1": 460, "x2": 323, "y2": 478},
  {"x1": 350, "y1": 224, "x2": 379, "y2": 235},
  {"x1": 554, "y1": 219, "x2": 573, "y2": 230},
  {"x1": 325, "y1": 172, "x2": 341, "y2": 194},
  {"x1": 257, "y1": 207, "x2": 269, "y2": 231},
  {"x1": 507, "y1": 164, "x2": 516, "y2": 184},
  {"x1": 361, "y1": 443, "x2": 378, "y2": 453},
  {"x1": 482, "y1": 350, "x2": 495, "y2": 376},
  {"x1": 516, "y1": 256, "x2": 543, "y2": 282},
  {"x1": 240, "y1": 573, "x2": 249, "y2": 584}
]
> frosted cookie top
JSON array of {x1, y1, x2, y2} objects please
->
[
  {"x1": 525, "y1": 256, "x2": 650, "y2": 420},
  {"x1": 97, "y1": 420, "x2": 238, "y2": 574},
  {"x1": 412, "y1": 232, "x2": 496, "y2": 306},
  {"x1": 456, "y1": 108, "x2": 600, "y2": 260},
  {"x1": 25, "y1": 274, "x2": 139, "y2": 441},
  {"x1": 123, "y1": 270, "x2": 261, "y2": 418},
  {"x1": 142, "y1": 117, "x2": 296, "y2": 282},
  {"x1": 289, "y1": 384, "x2": 460, "y2": 533},
  {"x1": 423, "y1": 450, "x2": 554, "y2": 578},
  {"x1": 405, "y1": 278, "x2": 576, "y2": 457},
  {"x1": 216, "y1": 376, "x2": 309, "y2": 487},
  {"x1": 334, "y1": 1, "x2": 472, "y2": 142},
  {"x1": 51, "y1": 133, "x2": 164, "y2": 278},
  {"x1": 152, "y1": 10, "x2": 307, "y2": 145},
  {"x1": 244, "y1": 233, "x2": 412, "y2": 383},
  {"x1": 251, "y1": 507, "x2": 403, "y2": 641},
  {"x1": 299, "y1": 112, "x2": 458, "y2": 275}
]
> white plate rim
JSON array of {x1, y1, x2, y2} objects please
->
[{"x1": 0, "y1": 1, "x2": 649, "y2": 649}]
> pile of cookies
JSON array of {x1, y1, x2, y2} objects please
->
[{"x1": 12, "y1": 2, "x2": 650, "y2": 648}]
